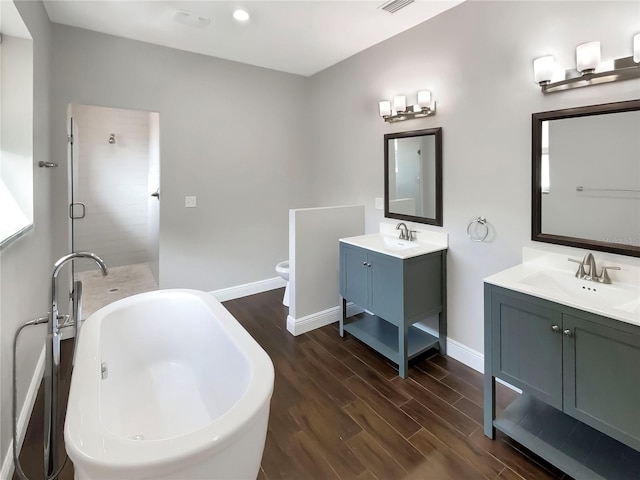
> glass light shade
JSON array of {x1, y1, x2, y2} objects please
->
[
  {"x1": 595, "y1": 59, "x2": 614, "y2": 73},
  {"x1": 393, "y1": 95, "x2": 406, "y2": 113},
  {"x1": 417, "y1": 90, "x2": 432, "y2": 109},
  {"x1": 634, "y1": 34, "x2": 640, "y2": 63},
  {"x1": 379, "y1": 100, "x2": 391, "y2": 117},
  {"x1": 233, "y1": 9, "x2": 250, "y2": 22},
  {"x1": 576, "y1": 41, "x2": 601, "y2": 73},
  {"x1": 533, "y1": 56, "x2": 555, "y2": 84}
]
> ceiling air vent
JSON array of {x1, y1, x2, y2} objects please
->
[{"x1": 379, "y1": 0, "x2": 415, "y2": 14}]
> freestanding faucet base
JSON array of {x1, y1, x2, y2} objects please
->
[{"x1": 43, "y1": 252, "x2": 108, "y2": 480}]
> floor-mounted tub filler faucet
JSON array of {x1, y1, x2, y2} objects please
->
[{"x1": 12, "y1": 252, "x2": 107, "y2": 480}]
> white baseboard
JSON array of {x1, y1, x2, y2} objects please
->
[
  {"x1": 287, "y1": 308, "x2": 338, "y2": 336},
  {"x1": 412, "y1": 323, "x2": 484, "y2": 373},
  {"x1": 1, "y1": 346, "x2": 46, "y2": 480},
  {"x1": 412, "y1": 326, "x2": 520, "y2": 392},
  {"x1": 445, "y1": 337, "x2": 484, "y2": 373},
  {"x1": 210, "y1": 277, "x2": 286, "y2": 302},
  {"x1": 287, "y1": 303, "x2": 361, "y2": 336}
]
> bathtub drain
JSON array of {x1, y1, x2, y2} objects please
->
[{"x1": 130, "y1": 434, "x2": 145, "y2": 441}]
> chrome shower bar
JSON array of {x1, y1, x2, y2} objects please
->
[{"x1": 576, "y1": 185, "x2": 640, "y2": 193}]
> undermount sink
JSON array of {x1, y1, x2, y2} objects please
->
[
  {"x1": 519, "y1": 271, "x2": 640, "y2": 314},
  {"x1": 382, "y1": 236, "x2": 415, "y2": 251}
]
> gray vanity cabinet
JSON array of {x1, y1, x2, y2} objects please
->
[
  {"x1": 339, "y1": 243, "x2": 446, "y2": 378},
  {"x1": 485, "y1": 284, "x2": 640, "y2": 480}
]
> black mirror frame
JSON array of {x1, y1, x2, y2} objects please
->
[
  {"x1": 531, "y1": 99, "x2": 640, "y2": 258},
  {"x1": 384, "y1": 127, "x2": 443, "y2": 226}
]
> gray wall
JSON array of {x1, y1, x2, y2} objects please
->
[
  {"x1": 50, "y1": 25, "x2": 311, "y2": 291},
  {"x1": 308, "y1": 0, "x2": 640, "y2": 353},
  {"x1": 0, "y1": 0, "x2": 52, "y2": 463}
]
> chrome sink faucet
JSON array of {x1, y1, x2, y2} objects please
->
[{"x1": 568, "y1": 252, "x2": 621, "y2": 284}]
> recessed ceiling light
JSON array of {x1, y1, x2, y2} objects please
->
[{"x1": 233, "y1": 9, "x2": 250, "y2": 22}]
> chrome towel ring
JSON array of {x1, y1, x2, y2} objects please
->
[{"x1": 467, "y1": 216, "x2": 489, "y2": 242}]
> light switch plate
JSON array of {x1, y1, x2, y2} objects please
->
[
  {"x1": 375, "y1": 197, "x2": 384, "y2": 210},
  {"x1": 185, "y1": 196, "x2": 197, "y2": 208}
]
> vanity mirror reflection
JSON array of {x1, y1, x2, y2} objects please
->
[
  {"x1": 532, "y1": 99, "x2": 640, "y2": 257},
  {"x1": 384, "y1": 128, "x2": 442, "y2": 226}
]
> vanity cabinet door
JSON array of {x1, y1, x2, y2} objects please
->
[
  {"x1": 562, "y1": 314, "x2": 640, "y2": 451},
  {"x1": 340, "y1": 245, "x2": 370, "y2": 309},
  {"x1": 491, "y1": 292, "x2": 563, "y2": 410},
  {"x1": 369, "y1": 251, "x2": 403, "y2": 326}
]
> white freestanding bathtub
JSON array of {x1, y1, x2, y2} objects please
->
[{"x1": 64, "y1": 289, "x2": 274, "y2": 480}]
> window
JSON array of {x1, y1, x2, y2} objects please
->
[
  {"x1": 0, "y1": 0, "x2": 34, "y2": 246},
  {"x1": 541, "y1": 120, "x2": 550, "y2": 194}
]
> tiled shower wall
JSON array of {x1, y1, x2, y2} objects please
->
[{"x1": 71, "y1": 104, "x2": 156, "y2": 271}]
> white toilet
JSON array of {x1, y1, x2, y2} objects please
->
[{"x1": 275, "y1": 260, "x2": 290, "y2": 307}]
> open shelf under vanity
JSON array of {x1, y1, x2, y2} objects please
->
[
  {"x1": 342, "y1": 313, "x2": 439, "y2": 365},
  {"x1": 495, "y1": 395, "x2": 640, "y2": 480}
]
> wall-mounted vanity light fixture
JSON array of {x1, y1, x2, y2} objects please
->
[
  {"x1": 533, "y1": 34, "x2": 640, "y2": 93},
  {"x1": 379, "y1": 90, "x2": 435, "y2": 123}
]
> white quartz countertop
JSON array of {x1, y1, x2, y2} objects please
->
[
  {"x1": 485, "y1": 262, "x2": 640, "y2": 327},
  {"x1": 340, "y1": 233, "x2": 447, "y2": 259}
]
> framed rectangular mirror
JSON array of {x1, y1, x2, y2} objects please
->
[
  {"x1": 532, "y1": 99, "x2": 640, "y2": 257},
  {"x1": 384, "y1": 127, "x2": 442, "y2": 226}
]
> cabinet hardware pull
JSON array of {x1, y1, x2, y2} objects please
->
[
  {"x1": 551, "y1": 325, "x2": 561, "y2": 333},
  {"x1": 563, "y1": 329, "x2": 573, "y2": 337},
  {"x1": 363, "y1": 262, "x2": 368, "y2": 266}
]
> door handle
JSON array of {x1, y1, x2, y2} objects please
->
[
  {"x1": 69, "y1": 202, "x2": 86, "y2": 219},
  {"x1": 151, "y1": 188, "x2": 160, "y2": 199}
]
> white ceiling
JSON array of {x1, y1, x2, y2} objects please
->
[
  {"x1": 1, "y1": 0, "x2": 32, "y2": 39},
  {"x1": 42, "y1": 0, "x2": 464, "y2": 76}
]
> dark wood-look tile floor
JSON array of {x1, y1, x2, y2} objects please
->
[
  {"x1": 16, "y1": 288, "x2": 567, "y2": 479},
  {"x1": 14, "y1": 340, "x2": 75, "y2": 480}
]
